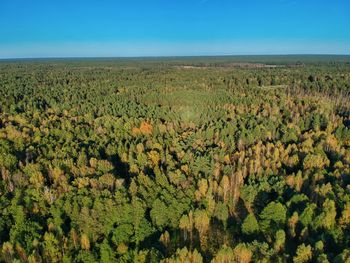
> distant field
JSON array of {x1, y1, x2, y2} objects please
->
[{"x1": 1, "y1": 54, "x2": 350, "y2": 67}]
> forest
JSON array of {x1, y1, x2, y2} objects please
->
[{"x1": 0, "y1": 56, "x2": 350, "y2": 262}]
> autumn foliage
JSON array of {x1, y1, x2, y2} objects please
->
[
  {"x1": 132, "y1": 121, "x2": 153, "y2": 136},
  {"x1": 0, "y1": 57, "x2": 350, "y2": 262}
]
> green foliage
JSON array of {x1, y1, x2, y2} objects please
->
[
  {"x1": 150, "y1": 199, "x2": 169, "y2": 229},
  {"x1": 259, "y1": 202, "x2": 286, "y2": 234},
  {"x1": 0, "y1": 58, "x2": 349, "y2": 262},
  {"x1": 314, "y1": 199, "x2": 337, "y2": 230},
  {"x1": 241, "y1": 214, "x2": 259, "y2": 235},
  {"x1": 0, "y1": 152, "x2": 17, "y2": 171},
  {"x1": 334, "y1": 249, "x2": 350, "y2": 263},
  {"x1": 299, "y1": 204, "x2": 316, "y2": 227},
  {"x1": 274, "y1": 230, "x2": 286, "y2": 252},
  {"x1": 214, "y1": 202, "x2": 229, "y2": 228},
  {"x1": 294, "y1": 244, "x2": 312, "y2": 263},
  {"x1": 112, "y1": 224, "x2": 133, "y2": 245}
]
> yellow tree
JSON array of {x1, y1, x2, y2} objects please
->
[
  {"x1": 194, "y1": 210, "x2": 210, "y2": 251},
  {"x1": 161, "y1": 247, "x2": 203, "y2": 263},
  {"x1": 179, "y1": 211, "x2": 194, "y2": 249},
  {"x1": 219, "y1": 175, "x2": 230, "y2": 203},
  {"x1": 339, "y1": 202, "x2": 350, "y2": 226},
  {"x1": 212, "y1": 246, "x2": 235, "y2": 263},
  {"x1": 80, "y1": 234, "x2": 90, "y2": 250},
  {"x1": 293, "y1": 244, "x2": 312, "y2": 263},
  {"x1": 234, "y1": 244, "x2": 252, "y2": 263}
]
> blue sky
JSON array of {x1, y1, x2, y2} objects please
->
[{"x1": 0, "y1": 0, "x2": 349, "y2": 58}]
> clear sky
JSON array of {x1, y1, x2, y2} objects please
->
[{"x1": 0, "y1": 0, "x2": 349, "y2": 58}]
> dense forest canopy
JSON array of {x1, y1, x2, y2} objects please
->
[{"x1": 0, "y1": 56, "x2": 350, "y2": 262}]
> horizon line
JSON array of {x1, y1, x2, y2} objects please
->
[{"x1": 1, "y1": 53, "x2": 350, "y2": 61}]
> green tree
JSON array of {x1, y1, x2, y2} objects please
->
[
  {"x1": 259, "y1": 202, "x2": 286, "y2": 236},
  {"x1": 241, "y1": 214, "x2": 259, "y2": 235}
]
